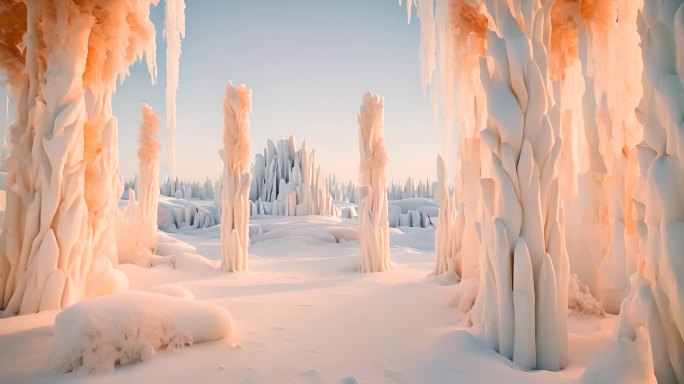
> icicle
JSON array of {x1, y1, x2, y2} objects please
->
[{"x1": 165, "y1": 0, "x2": 186, "y2": 178}]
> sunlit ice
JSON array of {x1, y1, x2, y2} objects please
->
[{"x1": 0, "y1": 1, "x2": 679, "y2": 383}]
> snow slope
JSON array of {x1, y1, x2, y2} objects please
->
[{"x1": 0, "y1": 214, "x2": 612, "y2": 383}]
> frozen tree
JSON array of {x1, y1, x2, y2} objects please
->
[
  {"x1": 164, "y1": 0, "x2": 186, "y2": 178},
  {"x1": 116, "y1": 104, "x2": 161, "y2": 266},
  {"x1": 220, "y1": 82, "x2": 252, "y2": 272},
  {"x1": 0, "y1": 0, "x2": 157, "y2": 315},
  {"x1": 357, "y1": 91, "x2": 391, "y2": 273},
  {"x1": 471, "y1": 0, "x2": 569, "y2": 371}
]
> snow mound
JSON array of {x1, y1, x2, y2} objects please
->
[
  {"x1": 147, "y1": 284, "x2": 195, "y2": 300},
  {"x1": 568, "y1": 274, "x2": 603, "y2": 316},
  {"x1": 48, "y1": 291, "x2": 234, "y2": 374}
]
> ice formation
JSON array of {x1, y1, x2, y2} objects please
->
[
  {"x1": 164, "y1": 0, "x2": 186, "y2": 178},
  {"x1": 116, "y1": 104, "x2": 161, "y2": 266},
  {"x1": 0, "y1": 0, "x2": 157, "y2": 315},
  {"x1": 415, "y1": 0, "x2": 487, "y2": 281},
  {"x1": 433, "y1": 155, "x2": 462, "y2": 277},
  {"x1": 220, "y1": 82, "x2": 252, "y2": 272},
  {"x1": 249, "y1": 136, "x2": 335, "y2": 217},
  {"x1": 357, "y1": 91, "x2": 391, "y2": 273},
  {"x1": 470, "y1": 0, "x2": 569, "y2": 370},
  {"x1": 47, "y1": 291, "x2": 234, "y2": 373},
  {"x1": 559, "y1": 0, "x2": 643, "y2": 313},
  {"x1": 590, "y1": 1, "x2": 684, "y2": 381}
]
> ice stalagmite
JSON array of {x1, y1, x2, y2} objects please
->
[
  {"x1": 249, "y1": 136, "x2": 336, "y2": 217},
  {"x1": 585, "y1": 1, "x2": 684, "y2": 382},
  {"x1": 473, "y1": 0, "x2": 569, "y2": 370},
  {"x1": 0, "y1": 0, "x2": 158, "y2": 315},
  {"x1": 220, "y1": 83, "x2": 252, "y2": 272},
  {"x1": 357, "y1": 91, "x2": 391, "y2": 273},
  {"x1": 81, "y1": 0, "x2": 158, "y2": 299},
  {"x1": 165, "y1": 0, "x2": 186, "y2": 178},
  {"x1": 116, "y1": 104, "x2": 161, "y2": 266},
  {"x1": 433, "y1": 155, "x2": 462, "y2": 277},
  {"x1": 136, "y1": 105, "x2": 161, "y2": 251}
]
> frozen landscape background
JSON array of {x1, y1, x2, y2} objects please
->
[{"x1": 0, "y1": 0, "x2": 681, "y2": 383}]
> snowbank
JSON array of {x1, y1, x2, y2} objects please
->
[
  {"x1": 48, "y1": 291, "x2": 234, "y2": 373},
  {"x1": 156, "y1": 196, "x2": 219, "y2": 231}
]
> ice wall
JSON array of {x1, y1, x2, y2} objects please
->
[
  {"x1": 596, "y1": 1, "x2": 684, "y2": 381},
  {"x1": 249, "y1": 136, "x2": 335, "y2": 217},
  {"x1": 564, "y1": 0, "x2": 643, "y2": 313},
  {"x1": 357, "y1": 92, "x2": 391, "y2": 273},
  {"x1": 472, "y1": 0, "x2": 569, "y2": 371},
  {"x1": 164, "y1": 0, "x2": 186, "y2": 178},
  {"x1": 220, "y1": 83, "x2": 252, "y2": 272}
]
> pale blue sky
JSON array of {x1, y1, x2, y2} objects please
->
[{"x1": 4, "y1": 1, "x2": 442, "y2": 184}]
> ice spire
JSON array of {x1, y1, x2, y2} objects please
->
[
  {"x1": 220, "y1": 82, "x2": 252, "y2": 272},
  {"x1": 357, "y1": 91, "x2": 391, "y2": 273}
]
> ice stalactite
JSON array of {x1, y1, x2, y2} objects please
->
[
  {"x1": 357, "y1": 91, "x2": 391, "y2": 273},
  {"x1": 164, "y1": 0, "x2": 186, "y2": 178},
  {"x1": 220, "y1": 82, "x2": 252, "y2": 272},
  {"x1": 584, "y1": 1, "x2": 684, "y2": 382},
  {"x1": 472, "y1": 0, "x2": 569, "y2": 371},
  {"x1": 433, "y1": 155, "x2": 462, "y2": 278},
  {"x1": 571, "y1": 0, "x2": 643, "y2": 313},
  {"x1": 0, "y1": 0, "x2": 158, "y2": 315},
  {"x1": 116, "y1": 104, "x2": 161, "y2": 266},
  {"x1": 409, "y1": 0, "x2": 488, "y2": 281}
]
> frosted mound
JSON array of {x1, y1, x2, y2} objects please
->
[{"x1": 48, "y1": 291, "x2": 234, "y2": 373}]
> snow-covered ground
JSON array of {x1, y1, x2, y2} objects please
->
[{"x1": 0, "y1": 214, "x2": 613, "y2": 383}]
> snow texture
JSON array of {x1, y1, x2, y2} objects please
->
[
  {"x1": 220, "y1": 82, "x2": 252, "y2": 272},
  {"x1": 47, "y1": 291, "x2": 233, "y2": 373},
  {"x1": 357, "y1": 91, "x2": 391, "y2": 273}
]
